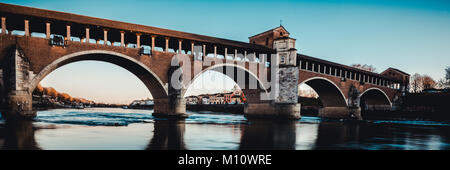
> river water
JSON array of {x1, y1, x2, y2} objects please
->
[{"x1": 1, "y1": 108, "x2": 450, "y2": 150}]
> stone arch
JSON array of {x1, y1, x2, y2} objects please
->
[
  {"x1": 359, "y1": 87, "x2": 392, "y2": 109},
  {"x1": 183, "y1": 63, "x2": 269, "y2": 102},
  {"x1": 299, "y1": 77, "x2": 347, "y2": 107},
  {"x1": 29, "y1": 50, "x2": 168, "y2": 99}
]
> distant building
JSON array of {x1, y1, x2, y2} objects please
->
[
  {"x1": 201, "y1": 95, "x2": 210, "y2": 104},
  {"x1": 381, "y1": 67, "x2": 410, "y2": 92},
  {"x1": 186, "y1": 95, "x2": 199, "y2": 105},
  {"x1": 130, "y1": 99, "x2": 153, "y2": 106},
  {"x1": 184, "y1": 85, "x2": 246, "y2": 105}
]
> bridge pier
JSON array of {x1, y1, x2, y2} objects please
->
[
  {"x1": 1, "y1": 46, "x2": 36, "y2": 120},
  {"x1": 152, "y1": 60, "x2": 188, "y2": 119},
  {"x1": 244, "y1": 103, "x2": 301, "y2": 120},
  {"x1": 318, "y1": 107, "x2": 361, "y2": 120},
  {"x1": 152, "y1": 98, "x2": 188, "y2": 119},
  {"x1": 2, "y1": 91, "x2": 36, "y2": 120}
]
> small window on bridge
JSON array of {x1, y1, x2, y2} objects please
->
[
  {"x1": 139, "y1": 46, "x2": 151, "y2": 55},
  {"x1": 50, "y1": 35, "x2": 65, "y2": 47}
]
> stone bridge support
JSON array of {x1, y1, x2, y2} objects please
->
[
  {"x1": 152, "y1": 60, "x2": 188, "y2": 119},
  {"x1": 244, "y1": 35, "x2": 301, "y2": 120},
  {"x1": 0, "y1": 46, "x2": 36, "y2": 120},
  {"x1": 243, "y1": 67, "x2": 301, "y2": 120},
  {"x1": 153, "y1": 97, "x2": 187, "y2": 119},
  {"x1": 244, "y1": 102, "x2": 301, "y2": 120}
]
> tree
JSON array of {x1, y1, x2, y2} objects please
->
[
  {"x1": 410, "y1": 73, "x2": 423, "y2": 93},
  {"x1": 422, "y1": 75, "x2": 436, "y2": 89},
  {"x1": 59, "y1": 93, "x2": 71, "y2": 101},
  {"x1": 351, "y1": 64, "x2": 376, "y2": 73},
  {"x1": 46, "y1": 87, "x2": 58, "y2": 98},
  {"x1": 33, "y1": 83, "x2": 44, "y2": 95},
  {"x1": 43, "y1": 87, "x2": 49, "y2": 96},
  {"x1": 437, "y1": 67, "x2": 450, "y2": 89},
  {"x1": 409, "y1": 73, "x2": 437, "y2": 92}
]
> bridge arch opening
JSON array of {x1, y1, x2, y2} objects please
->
[
  {"x1": 298, "y1": 77, "x2": 347, "y2": 109},
  {"x1": 29, "y1": 50, "x2": 168, "y2": 103},
  {"x1": 183, "y1": 63, "x2": 268, "y2": 105},
  {"x1": 359, "y1": 88, "x2": 392, "y2": 111}
]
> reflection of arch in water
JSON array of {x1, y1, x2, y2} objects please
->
[
  {"x1": 239, "y1": 121, "x2": 296, "y2": 150},
  {"x1": 313, "y1": 122, "x2": 360, "y2": 150},
  {"x1": 147, "y1": 120, "x2": 185, "y2": 150}
]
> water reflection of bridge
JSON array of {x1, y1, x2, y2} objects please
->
[{"x1": 2, "y1": 119, "x2": 450, "y2": 150}]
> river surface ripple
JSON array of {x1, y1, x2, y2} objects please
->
[{"x1": 1, "y1": 108, "x2": 449, "y2": 150}]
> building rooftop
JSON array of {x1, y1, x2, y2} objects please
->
[{"x1": 248, "y1": 25, "x2": 290, "y2": 39}]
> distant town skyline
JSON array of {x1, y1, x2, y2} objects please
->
[{"x1": 10, "y1": 0, "x2": 449, "y2": 104}]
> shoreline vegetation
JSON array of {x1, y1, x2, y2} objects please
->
[{"x1": 32, "y1": 84, "x2": 127, "y2": 110}]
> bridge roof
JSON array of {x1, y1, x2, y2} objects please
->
[
  {"x1": 0, "y1": 3, "x2": 274, "y2": 53},
  {"x1": 297, "y1": 53, "x2": 402, "y2": 82}
]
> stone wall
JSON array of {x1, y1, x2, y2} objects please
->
[{"x1": 275, "y1": 67, "x2": 298, "y2": 103}]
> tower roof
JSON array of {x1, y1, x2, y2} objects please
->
[{"x1": 248, "y1": 26, "x2": 290, "y2": 39}]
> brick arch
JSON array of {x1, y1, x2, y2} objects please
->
[
  {"x1": 359, "y1": 87, "x2": 392, "y2": 107},
  {"x1": 299, "y1": 77, "x2": 348, "y2": 107},
  {"x1": 182, "y1": 63, "x2": 269, "y2": 102},
  {"x1": 29, "y1": 50, "x2": 168, "y2": 99}
]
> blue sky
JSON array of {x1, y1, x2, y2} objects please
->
[{"x1": 3, "y1": 0, "x2": 449, "y2": 104}]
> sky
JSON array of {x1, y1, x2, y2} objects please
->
[{"x1": 3, "y1": 0, "x2": 449, "y2": 104}]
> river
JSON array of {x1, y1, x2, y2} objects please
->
[{"x1": 1, "y1": 108, "x2": 450, "y2": 150}]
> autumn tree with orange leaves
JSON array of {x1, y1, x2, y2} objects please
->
[{"x1": 33, "y1": 83, "x2": 94, "y2": 104}]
